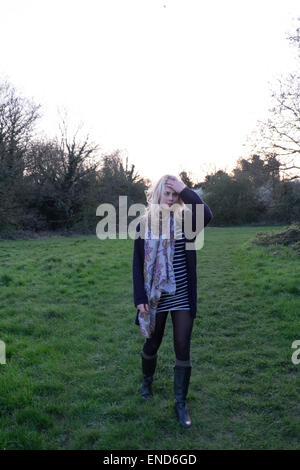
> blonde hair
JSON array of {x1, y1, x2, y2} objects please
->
[
  {"x1": 141, "y1": 174, "x2": 185, "y2": 238},
  {"x1": 145, "y1": 174, "x2": 184, "y2": 207}
]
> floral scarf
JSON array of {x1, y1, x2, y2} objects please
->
[{"x1": 138, "y1": 209, "x2": 182, "y2": 338}]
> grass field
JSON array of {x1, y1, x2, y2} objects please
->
[{"x1": 0, "y1": 225, "x2": 299, "y2": 450}]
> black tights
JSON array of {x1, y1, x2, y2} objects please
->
[{"x1": 142, "y1": 310, "x2": 194, "y2": 362}]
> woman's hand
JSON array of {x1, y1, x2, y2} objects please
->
[
  {"x1": 137, "y1": 303, "x2": 149, "y2": 314},
  {"x1": 165, "y1": 176, "x2": 186, "y2": 194}
]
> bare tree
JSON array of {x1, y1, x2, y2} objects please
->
[
  {"x1": 24, "y1": 118, "x2": 101, "y2": 229},
  {"x1": 247, "y1": 20, "x2": 300, "y2": 182},
  {"x1": 0, "y1": 81, "x2": 40, "y2": 230},
  {"x1": 288, "y1": 17, "x2": 300, "y2": 55},
  {"x1": 0, "y1": 80, "x2": 40, "y2": 180},
  {"x1": 250, "y1": 74, "x2": 300, "y2": 181},
  {"x1": 58, "y1": 117, "x2": 100, "y2": 189}
]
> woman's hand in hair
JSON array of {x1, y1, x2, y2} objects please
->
[
  {"x1": 137, "y1": 303, "x2": 149, "y2": 314},
  {"x1": 166, "y1": 176, "x2": 186, "y2": 194}
]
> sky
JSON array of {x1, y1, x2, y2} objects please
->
[{"x1": 1, "y1": 0, "x2": 300, "y2": 183}]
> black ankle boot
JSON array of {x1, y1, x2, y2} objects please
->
[
  {"x1": 141, "y1": 353, "x2": 157, "y2": 399},
  {"x1": 174, "y1": 365, "x2": 192, "y2": 428}
]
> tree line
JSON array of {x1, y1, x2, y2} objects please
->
[
  {"x1": 0, "y1": 76, "x2": 299, "y2": 238},
  {"x1": 0, "y1": 80, "x2": 149, "y2": 237},
  {"x1": 197, "y1": 155, "x2": 300, "y2": 226}
]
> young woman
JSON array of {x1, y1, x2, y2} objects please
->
[{"x1": 132, "y1": 175, "x2": 213, "y2": 428}]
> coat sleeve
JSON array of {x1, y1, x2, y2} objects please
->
[
  {"x1": 132, "y1": 223, "x2": 148, "y2": 308},
  {"x1": 179, "y1": 186, "x2": 213, "y2": 232}
]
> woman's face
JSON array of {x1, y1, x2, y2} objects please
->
[{"x1": 160, "y1": 182, "x2": 179, "y2": 207}]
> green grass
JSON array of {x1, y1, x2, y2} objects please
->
[{"x1": 0, "y1": 226, "x2": 299, "y2": 449}]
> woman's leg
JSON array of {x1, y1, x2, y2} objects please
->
[
  {"x1": 170, "y1": 309, "x2": 194, "y2": 365},
  {"x1": 142, "y1": 310, "x2": 169, "y2": 357},
  {"x1": 140, "y1": 310, "x2": 169, "y2": 399},
  {"x1": 171, "y1": 309, "x2": 194, "y2": 428}
]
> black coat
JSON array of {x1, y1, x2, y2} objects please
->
[{"x1": 132, "y1": 187, "x2": 213, "y2": 325}]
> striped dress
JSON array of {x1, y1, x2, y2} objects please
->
[{"x1": 156, "y1": 228, "x2": 190, "y2": 312}]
